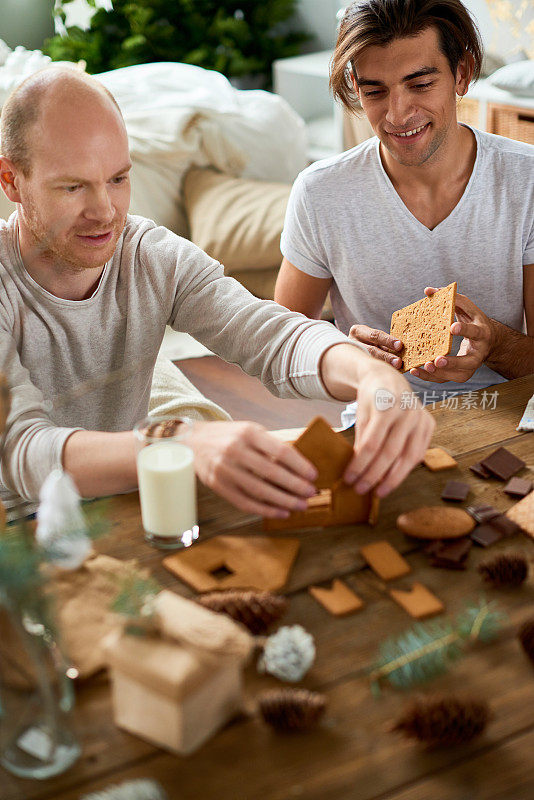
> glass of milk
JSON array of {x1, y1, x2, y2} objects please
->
[{"x1": 133, "y1": 416, "x2": 199, "y2": 549}]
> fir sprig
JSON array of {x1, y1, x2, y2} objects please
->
[
  {"x1": 110, "y1": 570, "x2": 162, "y2": 635},
  {"x1": 369, "y1": 600, "x2": 505, "y2": 696},
  {"x1": 0, "y1": 522, "x2": 57, "y2": 635}
]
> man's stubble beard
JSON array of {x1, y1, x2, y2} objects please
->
[
  {"x1": 21, "y1": 194, "x2": 126, "y2": 274},
  {"x1": 381, "y1": 121, "x2": 449, "y2": 168}
]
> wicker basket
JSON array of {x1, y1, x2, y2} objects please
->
[
  {"x1": 457, "y1": 97, "x2": 480, "y2": 129},
  {"x1": 487, "y1": 104, "x2": 534, "y2": 145}
]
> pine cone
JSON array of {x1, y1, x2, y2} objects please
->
[
  {"x1": 196, "y1": 589, "x2": 288, "y2": 634},
  {"x1": 393, "y1": 695, "x2": 490, "y2": 747},
  {"x1": 259, "y1": 688, "x2": 326, "y2": 732},
  {"x1": 478, "y1": 554, "x2": 528, "y2": 588},
  {"x1": 518, "y1": 618, "x2": 534, "y2": 665},
  {"x1": 258, "y1": 625, "x2": 315, "y2": 682}
]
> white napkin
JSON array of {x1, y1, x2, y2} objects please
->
[{"x1": 517, "y1": 393, "x2": 534, "y2": 431}]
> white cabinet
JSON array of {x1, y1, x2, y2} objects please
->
[{"x1": 273, "y1": 50, "x2": 342, "y2": 160}]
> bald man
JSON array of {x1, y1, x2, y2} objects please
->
[{"x1": 0, "y1": 68, "x2": 434, "y2": 518}]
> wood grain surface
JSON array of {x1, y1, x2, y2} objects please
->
[{"x1": 4, "y1": 364, "x2": 534, "y2": 800}]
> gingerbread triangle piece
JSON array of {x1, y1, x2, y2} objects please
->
[
  {"x1": 163, "y1": 535, "x2": 300, "y2": 593},
  {"x1": 506, "y1": 491, "x2": 534, "y2": 537},
  {"x1": 389, "y1": 582, "x2": 444, "y2": 619},
  {"x1": 293, "y1": 416, "x2": 353, "y2": 490},
  {"x1": 309, "y1": 579, "x2": 364, "y2": 616}
]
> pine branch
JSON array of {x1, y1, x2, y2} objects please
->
[
  {"x1": 110, "y1": 569, "x2": 162, "y2": 634},
  {"x1": 369, "y1": 600, "x2": 505, "y2": 695},
  {"x1": 0, "y1": 521, "x2": 57, "y2": 635}
]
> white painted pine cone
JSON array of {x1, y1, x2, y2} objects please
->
[{"x1": 258, "y1": 624, "x2": 315, "y2": 682}]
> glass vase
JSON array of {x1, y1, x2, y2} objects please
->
[{"x1": 0, "y1": 592, "x2": 80, "y2": 779}]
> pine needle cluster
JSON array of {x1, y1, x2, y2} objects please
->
[
  {"x1": 110, "y1": 570, "x2": 162, "y2": 634},
  {"x1": 369, "y1": 600, "x2": 505, "y2": 695}
]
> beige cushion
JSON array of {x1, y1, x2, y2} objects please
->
[{"x1": 183, "y1": 167, "x2": 291, "y2": 273}]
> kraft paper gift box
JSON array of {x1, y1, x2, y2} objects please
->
[{"x1": 104, "y1": 589, "x2": 254, "y2": 755}]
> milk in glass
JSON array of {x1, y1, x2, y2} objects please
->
[{"x1": 137, "y1": 441, "x2": 197, "y2": 546}]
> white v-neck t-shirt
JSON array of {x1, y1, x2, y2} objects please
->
[{"x1": 281, "y1": 126, "x2": 534, "y2": 399}]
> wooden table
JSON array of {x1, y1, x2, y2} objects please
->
[{"x1": 5, "y1": 374, "x2": 534, "y2": 800}]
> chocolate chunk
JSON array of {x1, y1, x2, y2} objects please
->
[
  {"x1": 491, "y1": 514, "x2": 523, "y2": 537},
  {"x1": 504, "y1": 477, "x2": 533, "y2": 498},
  {"x1": 480, "y1": 447, "x2": 526, "y2": 481},
  {"x1": 425, "y1": 537, "x2": 472, "y2": 569},
  {"x1": 469, "y1": 462, "x2": 491, "y2": 479},
  {"x1": 470, "y1": 524, "x2": 503, "y2": 547},
  {"x1": 466, "y1": 504, "x2": 501, "y2": 524},
  {"x1": 441, "y1": 480, "x2": 470, "y2": 502}
]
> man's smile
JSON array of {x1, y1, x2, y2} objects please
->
[{"x1": 386, "y1": 122, "x2": 430, "y2": 140}]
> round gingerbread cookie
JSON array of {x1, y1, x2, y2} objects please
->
[{"x1": 397, "y1": 506, "x2": 475, "y2": 539}]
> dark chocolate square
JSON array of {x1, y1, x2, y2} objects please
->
[
  {"x1": 470, "y1": 524, "x2": 503, "y2": 547},
  {"x1": 504, "y1": 477, "x2": 533, "y2": 498},
  {"x1": 469, "y1": 462, "x2": 491, "y2": 479},
  {"x1": 426, "y1": 537, "x2": 472, "y2": 569},
  {"x1": 441, "y1": 480, "x2": 470, "y2": 502},
  {"x1": 466, "y1": 504, "x2": 501, "y2": 524},
  {"x1": 480, "y1": 447, "x2": 526, "y2": 481}
]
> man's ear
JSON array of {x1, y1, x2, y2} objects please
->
[
  {"x1": 0, "y1": 157, "x2": 22, "y2": 203},
  {"x1": 455, "y1": 53, "x2": 474, "y2": 97}
]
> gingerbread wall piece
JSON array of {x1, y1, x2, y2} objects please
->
[
  {"x1": 390, "y1": 282, "x2": 457, "y2": 372},
  {"x1": 308, "y1": 579, "x2": 364, "y2": 616},
  {"x1": 389, "y1": 582, "x2": 444, "y2": 619},
  {"x1": 293, "y1": 416, "x2": 354, "y2": 490},
  {"x1": 264, "y1": 417, "x2": 379, "y2": 531},
  {"x1": 360, "y1": 541, "x2": 411, "y2": 581},
  {"x1": 163, "y1": 535, "x2": 300, "y2": 593}
]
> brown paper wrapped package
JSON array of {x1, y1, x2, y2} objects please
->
[{"x1": 104, "y1": 589, "x2": 254, "y2": 755}]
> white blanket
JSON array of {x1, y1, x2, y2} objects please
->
[
  {"x1": 149, "y1": 355, "x2": 231, "y2": 423},
  {"x1": 0, "y1": 46, "x2": 308, "y2": 236}
]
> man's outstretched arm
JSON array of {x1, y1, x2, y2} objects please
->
[{"x1": 64, "y1": 342, "x2": 435, "y2": 513}]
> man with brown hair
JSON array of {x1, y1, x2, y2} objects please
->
[
  {"x1": 276, "y1": 0, "x2": 534, "y2": 410},
  {"x1": 0, "y1": 67, "x2": 433, "y2": 516}
]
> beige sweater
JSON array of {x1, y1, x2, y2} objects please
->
[{"x1": 0, "y1": 213, "x2": 351, "y2": 512}]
